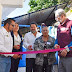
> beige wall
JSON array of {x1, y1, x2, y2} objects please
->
[
  {"x1": 0, "y1": 4, "x2": 2, "y2": 27},
  {"x1": 0, "y1": 0, "x2": 23, "y2": 27},
  {"x1": 0, "y1": 0, "x2": 23, "y2": 8}
]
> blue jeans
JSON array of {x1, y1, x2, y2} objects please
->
[{"x1": 0, "y1": 56, "x2": 11, "y2": 72}]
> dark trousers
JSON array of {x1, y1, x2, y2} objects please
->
[
  {"x1": 36, "y1": 57, "x2": 52, "y2": 72},
  {"x1": 10, "y1": 57, "x2": 20, "y2": 72},
  {"x1": 58, "y1": 57, "x2": 72, "y2": 72},
  {"x1": 26, "y1": 58, "x2": 36, "y2": 72}
]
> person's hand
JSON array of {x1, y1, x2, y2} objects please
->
[
  {"x1": 54, "y1": 44, "x2": 60, "y2": 49},
  {"x1": 13, "y1": 45, "x2": 20, "y2": 50},
  {"x1": 20, "y1": 56, "x2": 22, "y2": 60},
  {"x1": 13, "y1": 54, "x2": 20, "y2": 59},
  {"x1": 60, "y1": 49, "x2": 67, "y2": 57},
  {"x1": 43, "y1": 52, "x2": 48, "y2": 54},
  {"x1": 70, "y1": 46, "x2": 72, "y2": 49},
  {"x1": 64, "y1": 46, "x2": 70, "y2": 52},
  {"x1": 28, "y1": 45, "x2": 33, "y2": 50},
  {"x1": 43, "y1": 49, "x2": 49, "y2": 54},
  {"x1": 20, "y1": 54, "x2": 22, "y2": 60}
]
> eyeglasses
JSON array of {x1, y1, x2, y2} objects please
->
[
  {"x1": 42, "y1": 30, "x2": 48, "y2": 32},
  {"x1": 10, "y1": 24, "x2": 15, "y2": 27},
  {"x1": 55, "y1": 15, "x2": 62, "y2": 20},
  {"x1": 55, "y1": 16, "x2": 60, "y2": 19}
]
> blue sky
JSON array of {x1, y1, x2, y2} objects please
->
[{"x1": 7, "y1": 0, "x2": 30, "y2": 18}]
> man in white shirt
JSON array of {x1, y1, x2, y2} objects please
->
[
  {"x1": 23, "y1": 22, "x2": 41, "y2": 72},
  {"x1": 0, "y1": 18, "x2": 20, "y2": 72}
]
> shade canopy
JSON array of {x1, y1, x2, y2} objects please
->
[{"x1": 13, "y1": 3, "x2": 67, "y2": 26}]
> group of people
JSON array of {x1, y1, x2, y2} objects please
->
[
  {"x1": 0, "y1": 19, "x2": 23, "y2": 72},
  {"x1": 23, "y1": 22, "x2": 56, "y2": 72},
  {"x1": 0, "y1": 8, "x2": 72, "y2": 72}
]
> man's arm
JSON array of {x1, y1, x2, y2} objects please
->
[
  {"x1": 23, "y1": 33, "x2": 33, "y2": 50},
  {"x1": 54, "y1": 39, "x2": 58, "y2": 45},
  {"x1": 0, "y1": 32, "x2": 10, "y2": 53},
  {"x1": 54, "y1": 39, "x2": 60, "y2": 49},
  {"x1": 23, "y1": 34, "x2": 29, "y2": 48},
  {"x1": 0, "y1": 31, "x2": 20, "y2": 59},
  {"x1": 64, "y1": 25, "x2": 72, "y2": 52}
]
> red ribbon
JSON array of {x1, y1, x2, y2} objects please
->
[{"x1": 0, "y1": 48, "x2": 65, "y2": 54}]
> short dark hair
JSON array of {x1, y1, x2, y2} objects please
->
[
  {"x1": 4, "y1": 18, "x2": 15, "y2": 26},
  {"x1": 30, "y1": 21, "x2": 37, "y2": 27},
  {"x1": 41, "y1": 23, "x2": 47, "y2": 28}
]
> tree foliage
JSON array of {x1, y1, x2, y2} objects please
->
[
  {"x1": 28, "y1": 0, "x2": 70, "y2": 13},
  {"x1": 28, "y1": 0, "x2": 59, "y2": 13}
]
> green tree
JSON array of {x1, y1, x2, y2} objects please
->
[
  {"x1": 28, "y1": 0, "x2": 71, "y2": 13},
  {"x1": 28, "y1": 0, "x2": 59, "y2": 13}
]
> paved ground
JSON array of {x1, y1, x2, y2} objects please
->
[
  {"x1": 18, "y1": 65, "x2": 58, "y2": 72},
  {"x1": 18, "y1": 67, "x2": 26, "y2": 72}
]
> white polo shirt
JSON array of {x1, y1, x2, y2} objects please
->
[
  {"x1": 0, "y1": 27, "x2": 13, "y2": 57},
  {"x1": 23, "y1": 32, "x2": 41, "y2": 58}
]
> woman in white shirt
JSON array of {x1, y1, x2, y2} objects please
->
[{"x1": 10, "y1": 23, "x2": 23, "y2": 72}]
